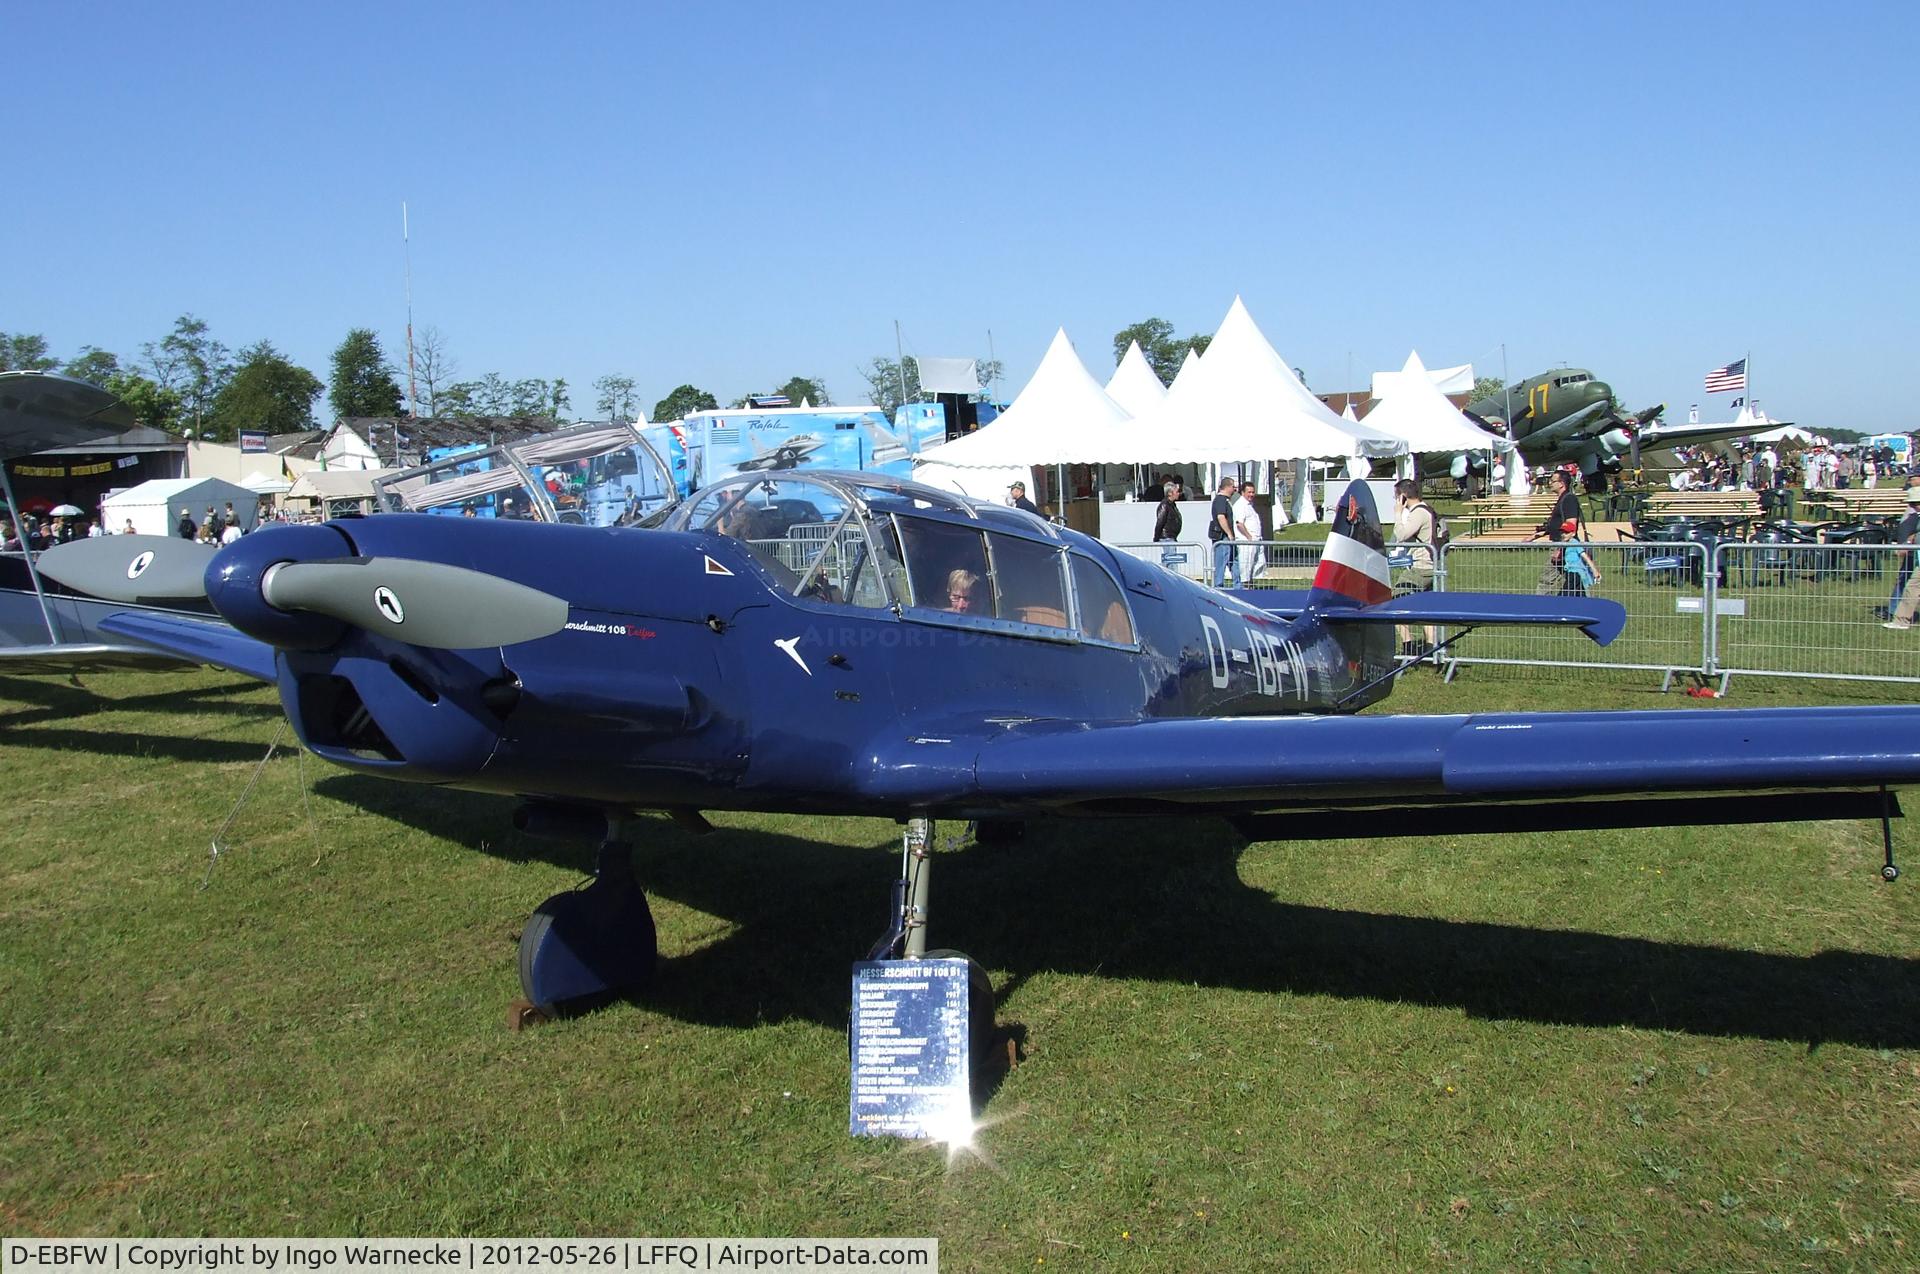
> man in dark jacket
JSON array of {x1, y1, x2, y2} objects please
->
[
  {"x1": 176, "y1": 508, "x2": 196, "y2": 540},
  {"x1": 1152, "y1": 479, "x2": 1183, "y2": 541}
]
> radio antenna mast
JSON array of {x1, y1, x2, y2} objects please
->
[{"x1": 403, "y1": 201, "x2": 419, "y2": 422}]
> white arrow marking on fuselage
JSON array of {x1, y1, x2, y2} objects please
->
[{"x1": 774, "y1": 636, "x2": 811, "y2": 676}]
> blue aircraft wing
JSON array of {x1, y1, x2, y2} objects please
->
[
  {"x1": 1223, "y1": 591, "x2": 1625, "y2": 645},
  {"x1": 871, "y1": 706, "x2": 1920, "y2": 813},
  {"x1": 0, "y1": 642, "x2": 200, "y2": 675},
  {"x1": 99, "y1": 611, "x2": 278, "y2": 682}
]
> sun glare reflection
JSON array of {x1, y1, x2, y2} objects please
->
[{"x1": 930, "y1": 1103, "x2": 1018, "y2": 1174}]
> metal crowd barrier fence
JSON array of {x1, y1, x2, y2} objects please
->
[
  {"x1": 1434, "y1": 541, "x2": 1712, "y2": 681},
  {"x1": 1710, "y1": 543, "x2": 1920, "y2": 686},
  {"x1": 1108, "y1": 536, "x2": 1920, "y2": 692}
]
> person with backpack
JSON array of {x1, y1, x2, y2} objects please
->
[
  {"x1": 1391, "y1": 479, "x2": 1440, "y2": 660},
  {"x1": 1558, "y1": 518, "x2": 1600, "y2": 596}
]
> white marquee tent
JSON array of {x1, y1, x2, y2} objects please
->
[
  {"x1": 1363, "y1": 351, "x2": 1510, "y2": 454},
  {"x1": 1104, "y1": 341, "x2": 1167, "y2": 418},
  {"x1": 913, "y1": 328, "x2": 1135, "y2": 503},
  {"x1": 100, "y1": 476, "x2": 262, "y2": 537},
  {"x1": 1120, "y1": 298, "x2": 1403, "y2": 465}
]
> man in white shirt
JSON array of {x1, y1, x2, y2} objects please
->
[{"x1": 1233, "y1": 482, "x2": 1262, "y2": 584}]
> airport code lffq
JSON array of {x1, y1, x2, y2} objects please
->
[{"x1": 2, "y1": 1239, "x2": 938, "y2": 1274}]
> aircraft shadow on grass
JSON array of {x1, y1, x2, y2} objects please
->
[
  {"x1": 0, "y1": 673, "x2": 284, "y2": 765},
  {"x1": 317, "y1": 774, "x2": 1920, "y2": 1053}
]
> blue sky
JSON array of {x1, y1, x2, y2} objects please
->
[{"x1": 8, "y1": 1, "x2": 1915, "y2": 430}]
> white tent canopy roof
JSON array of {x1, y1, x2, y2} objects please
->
[
  {"x1": 1372, "y1": 359, "x2": 1474, "y2": 398},
  {"x1": 1104, "y1": 340, "x2": 1167, "y2": 418},
  {"x1": 913, "y1": 328, "x2": 1133, "y2": 468},
  {"x1": 287, "y1": 468, "x2": 401, "y2": 500},
  {"x1": 1119, "y1": 297, "x2": 1404, "y2": 462},
  {"x1": 1167, "y1": 346, "x2": 1202, "y2": 393},
  {"x1": 1362, "y1": 351, "x2": 1510, "y2": 453}
]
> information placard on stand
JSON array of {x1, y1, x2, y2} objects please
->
[{"x1": 849, "y1": 958, "x2": 971, "y2": 1138}]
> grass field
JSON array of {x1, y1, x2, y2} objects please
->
[{"x1": 2, "y1": 666, "x2": 1918, "y2": 1269}]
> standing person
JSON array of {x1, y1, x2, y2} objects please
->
[
  {"x1": 1006, "y1": 481, "x2": 1039, "y2": 515},
  {"x1": 176, "y1": 507, "x2": 196, "y2": 539},
  {"x1": 1880, "y1": 488, "x2": 1920, "y2": 620},
  {"x1": 1152, "y1": 479, "x2": 1183, "y2": 542},
  {"x1": 1209, "y1": 476, "x2": 1240, "y2": 588},
  {"x1": 1390, "y1": 479, "x2": 1438, "y2": 658},
  {"x1": 1234, "y1": 481, "x2": 1262, "y2": 583},
  {"x1": 1559, "y1": 519, "x2": 1599, "y2": 596},
  {"x1": 1527, "y1": 469, "x2": 1582, "y2": 594},
  {"x1": 84, "y1": 519, "x2": 102, "y2": 539},
  {"x1": 222, "y1": 500, "x2": 239, "y2": 531},
  {"x1": 204, "y1": 505, "x2": 223, "y2": 539},
  {"x1": 220, "y1": 518, "x2": 244, "y2": 547},
  {"x1": 121, "y1": 519, "x2": 137, "y2": 534}
]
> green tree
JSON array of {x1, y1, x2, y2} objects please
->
[
  {"x1": 652, "y1": 384, "x2": 718, "y2": 422},
  {"x1": 548, "y1": 378, "x2": 570, "y2": 419},
  {"x1": 594, "y1": 374, "x2": 640, "y2": 421},
  {"x1": 142, "y1": 314, "x2": 230, "y2": 434},
  {"x1": 104, "y1": 370, "x2": 183, "y2": 432},
  {"x1": 1471, "y1": 376, "x2": 1505, "y2": 402},
  {"x1": 414, "y1": 326, "x2": 456, "y2": 417},
  {"x1": 1112, "y1": 318, "x2": 1212, "y2": 384},
  {"x1": 779, "y1": 375, "x2": 829, "y2": 407},
  {"x1": 211, "y1": 341, "x2": 323, "y2": 439},
  {"x1": 860, "y1": 356, "x2": 920, "y2": 418},
  {"x1": 63, "y1": 346, "x2": 122, "y2": 385},
  {"x1": 975, "y1": 360, "x2": 1004, "y2": 401},
  {"x1": 328, "y1": 328, "x2": 403, "y2": 420},
  {"x1": 731, "y1": 375, "x2": 833, "y2": 410},
  {"x1": 0, "y1": 332, "x2": 59, "y2": 372}
]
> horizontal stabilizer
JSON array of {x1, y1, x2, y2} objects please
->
[
  {"x1": 1224, "y1": 589, "x2": 1625, "y2": 645},
  {"x1": 1326, "y1": 593, "x2": 1624, "y2": 645},
  {"x1": 100, "y1": 612, "x2": 277, "y2": 682}
]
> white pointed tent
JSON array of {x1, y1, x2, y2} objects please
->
[
  {"x1": 914, "y1": 328, "x2": 1132, "y2": 470},
  {"x1": 1104, "y1": 341, "x2": 1167, "y2": 418},
  {"x1": 1168, "y1": 346, "x2": 1202, "y2": 393},
  {"x1": 1121, "y1": 298, "x2": 1402, "y2": 464},
  {"x1": 1363, "y1": 352, "x2": 1509, "y2": 453},
  {"x1": 912, "y1": 328, "x2": 1133, "y2": 499},
  {"x1": 1371, "y1": 360, "x2": 1475, "y2": 398}
]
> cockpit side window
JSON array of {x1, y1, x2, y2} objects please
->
[
  {"x1": 895, "y1": 517, "x2": 997, "y2": 617},
  {"x1": 988, "y1": 533, "x2": 1068, "y2": 628},
  {"x1": 1070, "y1": 554, "x2": 1135, "y2": 645},
  {"x1": 697, "y1": 479, "x2": 845, "y2": 591}
]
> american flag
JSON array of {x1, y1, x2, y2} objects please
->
[{"x1": 1704, "y1": 359, "x2": 1747, "y2": 393}]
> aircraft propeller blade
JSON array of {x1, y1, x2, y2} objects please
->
[
  {"x1": 36, "y1": 534, "x2": 220, "y2": 601},
  {"x1": 260, "y1": 557, "x2": 570, "y2": 649}
]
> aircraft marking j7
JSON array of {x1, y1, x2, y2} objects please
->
[
  {"x1": 1464, "y1": 368, "x2": 1775, "y2": 487},
  {"x1": 33, "y1": 473, "x2": 1920, "y2": 1062}
]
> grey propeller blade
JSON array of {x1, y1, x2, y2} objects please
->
[
  {"x1": 36, "y1": 535, "x2": 218, "y2": 601},
  {"x1": 261, "y1": 557, "x2": 570, "y2": 649}
]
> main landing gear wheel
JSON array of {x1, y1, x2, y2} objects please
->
[{"x1": 518, "y1": 841, "x2": 657, "y2": 1017}]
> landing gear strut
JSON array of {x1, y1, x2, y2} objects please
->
[
  {"x1": 518, "y1": 825, "x2": 658, "y2": 1017},
  {"x1": 868, "y1": 816, "x2": 996, "y2": 1067}
]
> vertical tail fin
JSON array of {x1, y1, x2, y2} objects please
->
[{"x1": 1306, "y1": 479, "x2": 1393, "y2": 612}]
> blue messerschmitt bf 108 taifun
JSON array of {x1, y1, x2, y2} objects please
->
[{"x1": 33, "y1": 472, "x2": 1920, "y2": 1061}]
